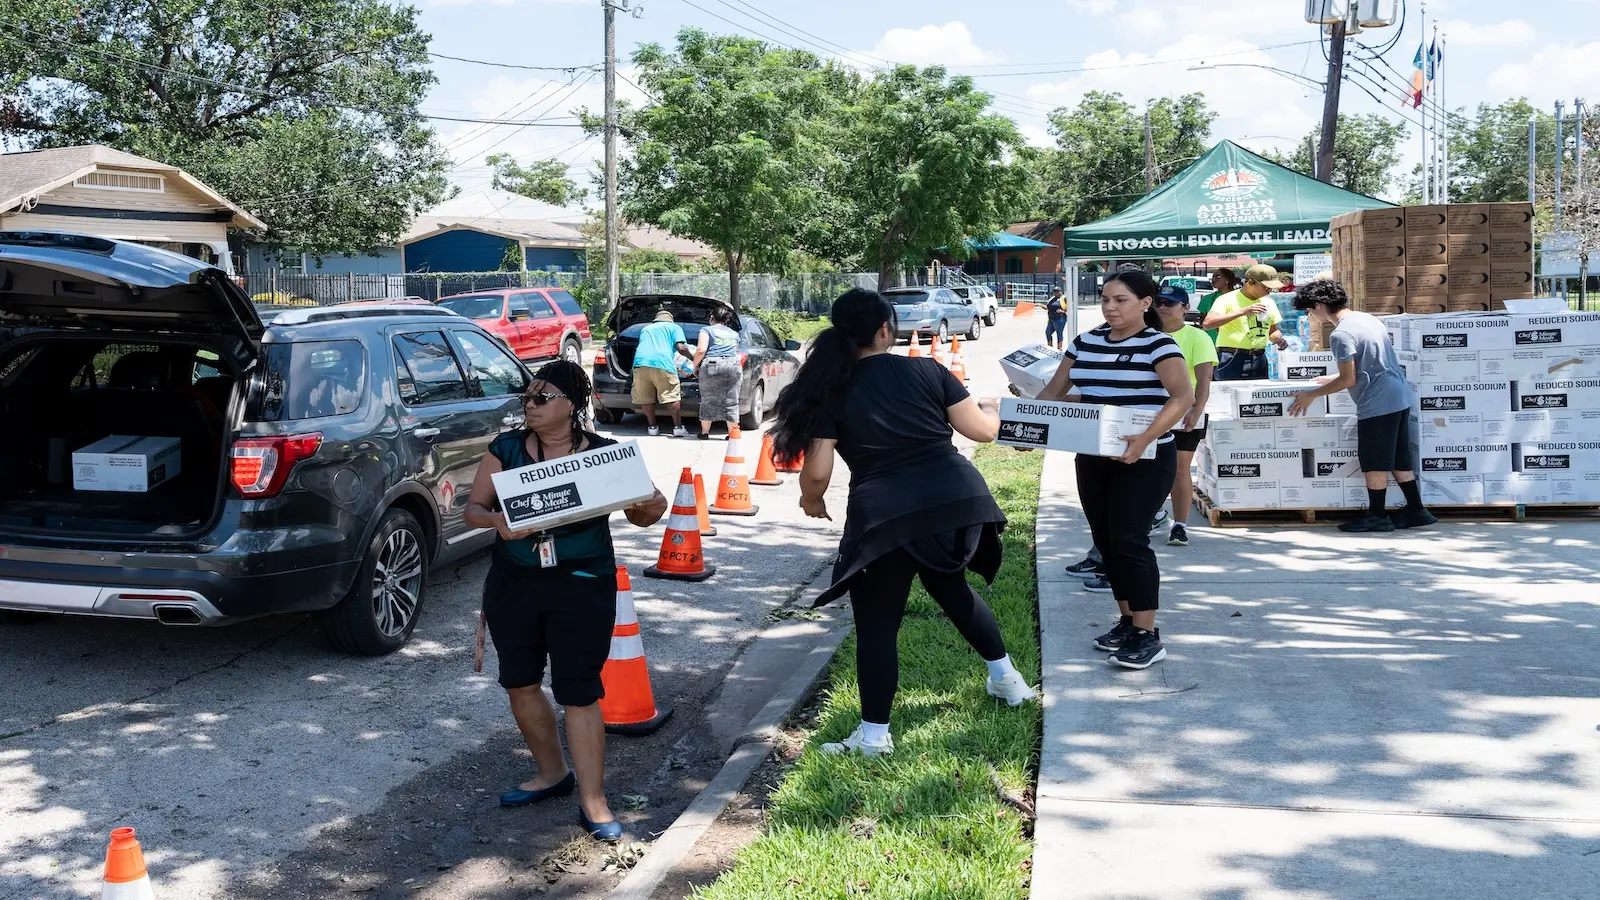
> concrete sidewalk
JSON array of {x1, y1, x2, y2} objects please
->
[{"x1": 1031, "y1": 450, "x2": 1600, "y2": 899}]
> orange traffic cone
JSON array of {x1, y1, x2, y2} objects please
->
[
  {"x1": 930, "y1": 335, "x2": 944, "y2": 365},
  {"x1": 600, "y1": 565, "x2": 673, "y2": 735},
  {"x1": 102, "y1": 828, "x2": 156, "y2": 900},
  {"x1": 693, "y1": 473, "x2": 718, "y2": 537},
  {"x1": 645, "y1": 468, "x2": 716, "y2": 582},
  {"x1": 907, "y1": 332, "x2": 922, "y2": 357},
  {"x1": 949, "y1": 351, "x2": 968, "y2": 383},
  {"x1": 709, "y1": 426, "x2": 759, "y2": 516},
  {"x1": 774, "y1": 448, "x2": 804, "y2": 474},
  {"x1": 751, "y1": 433, "x2": 784, "y2": 486},
  {"x1": 947, "y1": 335, "x2": 962, "y2": 369}
]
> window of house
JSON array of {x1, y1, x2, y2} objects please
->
[
  {"x1": 278, "y1": 253, "x2": 307, "y2": 275},
  {"x1": 1005, "y1": 258, "x2": 1023, "y2": 274},
  {"x1": 75, "y1": 171, "x2": 164, "y2": 192}
]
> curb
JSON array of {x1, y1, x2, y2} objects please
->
[{"x1": 609, "y1": 582, "x2": 851, "y2": 900}]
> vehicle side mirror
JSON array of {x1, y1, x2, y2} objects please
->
[
  {"x1": 509, "y1": 312, "x2": 528, "y2": 322},
  {"x1": 784, "y1": 339, "x2": 802, "y2": 351}
]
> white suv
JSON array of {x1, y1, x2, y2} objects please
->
[{"x1": 948, "y1": 285, "x2": 999, "y2": 326}]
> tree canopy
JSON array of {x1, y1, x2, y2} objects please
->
[
  {"x1": 1440, "y1": 99, "x2": 1557, "y2": 204},
  {"x1": 1263, "y1": 113, "x2": 1407, "y2": 198},
  {"x1": 487, "y1": 154, "x2": 587, "y2": 207},
  {"x1": 0, "y1": 0, "x2": 452, "y2": 257}
]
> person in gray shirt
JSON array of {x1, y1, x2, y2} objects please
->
[{"x1": 1288, "y1": 278, "x2": 1437, "y2": 532}]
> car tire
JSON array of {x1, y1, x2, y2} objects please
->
[
  {"x1": 320, "y1": 508, "x2": 429, "y2": 656},
  {"x1": 968, "y1": 315, "x2": 983, "y2": 340},
  {"x1": 984, "y1": 310, "x2": 998, "y2": 327},
  {"x1": 0, "y1": 610, "x2": 50, "y2": 625},
  {"x1": 593, "y1": 405, "x2": 621, "y2": 425},
  {"x1": 740, "y1": 380, "x2": 766, "y2": 431},
  {"x1": 937, "y1": 321, "x2": 949, "y2": 344},
  {"x1": 562, "y1": 337, "x2": 583, "y2": 366}
]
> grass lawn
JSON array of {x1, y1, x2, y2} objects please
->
[
  {"x1": 694, "y1": 445, "x2": 1043, "y2": 900},
  {"x1": 786, "y1": 317, "x2": 831, "y2": 344}
]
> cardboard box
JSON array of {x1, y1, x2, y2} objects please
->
[
  {"x1": 1488, "y1": 202, "x2": 1535, "y2": 232},
  {"x1": 1447, "y1": 265, "x2": 1492, "y2": 290},
  {"x1": 1347, "y1": 208, "x2": 1408, "y2": 236},
  {"x1": 1210, "y1": 479, "x2": 1282, "y2": 509},
  {"x1": 1404, "y1": 300, "x2": 1451, "y2": 315},
  {"x1": 996, "y1": 399, "x2": 1156, "y2": 459},
  {"x1": 1422, "y1": 473, "x2": 1486, "y2": 506},
  {"x1": 1356, "y1": 236, "x2": 1408, "y2": 265},
  {"x1": 1207, "y1": 417, "x2": 1279, "y2": 451},
  {"x1": 1361, "y1": 267, "x2": 1407, "y2": 295},
  {"x1": 1274, "y1": 416, "x2": 1357, "y2": 451},
  {"x1": 1490, "y1": 292, "x2": 1531, "y2": 307},
  {"x1": 1414, "y1": 349, "x2": 1485, "y2": 382},
  {"x1": 1410, "y1": 312, "x2": 1600, "y2": 352},
  {"x1": 1225, "y1": 381, "x2": 1328, "y2": 419},
  {"x1": 1306, "y1": 447, "x2": 1363, "y2": 479},
  {"x1": 491, "y1": 440, "x2": 655, "y2": 532},
  {"x1": 1490, "y1": 268, "x2": 1535, "y2": 292},
  {"x1": 1210, "y1": 448, "x2": 1309, "y2": 480},
  {"x1": 1406, "y1": 265, "x2": 1450, "y2": 295},
  {"x1": 1406, "y1": 205, "x2": 1449, "y2": 232},
  {"x1": 1485, "y1": 472, "x2": 1551, "y2": 505},
  {"x1": 1280, "y1": 479, "x2": 1348, "y2": 509},
  {"x1": 1446, "y1": 205, "x2": 1493, "y2": 233},
  {"x1": 1488, "y1": 235, "x2": 1535, "y2": 265},
  {"x1": 1344, "y1": 481, "x2": 1406, "y2": 509},
  {"x1": 1515, "y1": 376, "x2": 1600, "y2": 411},
  {"x1": 1270, "y1": 350, "x2": 1338, "y2": 381},
  {"x1": 1364, "y1": 301, "x2": 1406, "y2": 316},
  {"x1": 72, "y1": 435, "x2": 182, "y2": 493},
  {"x1": 999, "y1": 344, "x2": 1064, "y2": 399},
  {"x1": 1447, "y1": 235, "x2": 1492, "y2": 261},
  {"x1": 1495, "y1": 409, "x2": 1600, "y2": 443},
  {"x1": 1514, "y1": 441, "x2": 1600, "y2": 473},
  {"x1": 1551, "y1": 472, "x2": 1600, "y2": 503},
  {"x1": 1416, "y1": 380, "x2": 1515, "y2": 414},
  {"x1": 1415, "y1": 411, "x2": 1487, "y2": 444},
  {"x1": 1447, "y1": 294, "x2": 1492, "y2": 313},
  {"x1": 1405, "y1": 234, "x2": 1450, "y2": 263},
  {"x1": 1418, "y1": 441, "x2": 1514, "y2": 475}
]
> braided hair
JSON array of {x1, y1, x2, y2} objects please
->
[{"x1": 529, "y1": 359, "x2": 592, "y2": 451}]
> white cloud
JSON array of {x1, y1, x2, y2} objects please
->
[
  {"x1": 864, "y1": 21, "x2": 997, "y2": 67},
  {"x1": 1020, "y1": 124, "x2": 1054, "y2": 149},
  {"x1": 1488, "y1": 41, "x2": 1600, "y2": 95},
  {"x1": 1439, "y1": 19, "x2": 1535, "y2": 47},
  {"x1": 1068, "y1": 0, "x2": 1117, "y2": 14},
  {"x1": 1117, "y1": 6, "x2": 1164, "y2": 31}
]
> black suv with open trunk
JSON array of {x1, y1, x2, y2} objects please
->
[{"x1": 0, "y1": 233, "x2": 538, "y2": 654}]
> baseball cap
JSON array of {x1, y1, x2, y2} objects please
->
[
  {"x1": 653, "y1": 309, "x2": 674, "y2": 322},
  {"x1": 1155, "y1": 285, "x2": 1190, "y2": 305},
  {"x1": 1244, "y1": 264, "x2": 1285, "y2": 289}
]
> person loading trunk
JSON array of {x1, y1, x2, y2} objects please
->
[
  {"x1": 1289, "y1": 280, "x2": 1438, "y2": 532},
  {"x1": 771, "y1": 288, "x2": 1037, "y2": 757},
  {"x1": 631, "y1": 309, "x2": 693, "y2": 437},
  {"x1": 692, "y1": 306, "x2": 742, "y2": 439},
  {"x1": 1204, "y1": 264, "x2": 1289, "y2": 381}
]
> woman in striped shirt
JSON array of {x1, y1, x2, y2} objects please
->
[{"x1": 1036, "y1": 271, "x2": 1194, "y2": 669}]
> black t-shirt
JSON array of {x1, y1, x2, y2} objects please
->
[
  {"x1": 1046, "y1": 296, "x2": 1067, "y2": 320},
  {"x1": 812, "y1": 354, "x2": 969, "y2": 480}
]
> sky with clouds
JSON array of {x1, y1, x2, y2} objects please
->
[{"x1": 412, "y1": 0, "x2": 1600, "y2": 211}]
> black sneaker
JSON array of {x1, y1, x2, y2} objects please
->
[
  {"x1": 1082, "y1": 574, "x2": 1113, "y2": 593},
  {"x1": 1390, "y1": 507, "x2": 1439, "y2": 529},
  {"x1": 698, "y1": 432, "x2": 711, "y2": 441},
  {"x1": 1167, "y1": 523, "x2": 1188, "y2": 546},
  {"x1": 1110, "y1": 628, "x2": 1167, "y2": 669},
  {"x1": 1065, "y1": 557, "x2": 1102, "y2": 577},
  {"x1": 1339, "y1": 514, "x2": 1396, "y2": 533},
  {"x1": 1093, "y1": 616, "x2": 1136, "y2": 651}
]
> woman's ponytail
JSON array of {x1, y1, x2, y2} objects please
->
[{"x1": 771, "y1": 289, "x2": 896, "y2": 464}]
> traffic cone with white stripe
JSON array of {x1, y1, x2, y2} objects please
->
[
  {"x1": 750, "y1": 433, "x2": 784, "y2": 486},
  {"x1": 948, "y1": 335, "x2": 969, "y2": 383},
  {"x1": 600, "y1": 565, "x2": 673, "y2": 735},
  {"x1": 693, "y1": 473, "x2": 717, "y2": 537},
  {"x1": 645, "y1": 468, "x2": 716, "y2": 582},
  {"x1": 929, "y1": 335, "x2": 945, "y2": 365},
  {"x1": 709, "y1": 426, "x2": 759, "y2": 516},
  {"x1": 947, "y1": 335, "x2": 962, "y2": 369},
  {"x1": 101, "y1": 828, "x2": 156, "y2": 900},
  {"x1": 907, "y1": 332, "x2": 922, "y2": 357}
]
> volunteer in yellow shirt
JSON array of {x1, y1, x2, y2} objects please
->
[
  {"x1": 1149, "y1": 285, "x2": 1217, "y2": 548},
  {"x1": 1202, "y1": 263, "x2": 1289, "y2": 381}
]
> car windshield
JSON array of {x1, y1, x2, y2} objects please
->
[
  {"x1": 438, "y1": 295, "x2": 503, "y2": 320},
  {"x1": 885, "y1": 291, "x2": 930, "y2": 304}
]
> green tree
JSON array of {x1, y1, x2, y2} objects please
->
[
  {"x1": 487, "y1": 153, "x2": 586, "y2": 207},
  {"x1": 1028, "y1": 91, "x2": 1214, "y2": 226},
  {"x1": 603, "y1": 29, "x2": 839, "y2": 309},
  {"x1": 0, "y1": 0, "x2": 452, "y2": 257},
  {"x1": 831, "y1": 66, "x2": 1034, "y2": 286},
  {"x1": 499, "y1": 240, "x2": 524, "y2": 272},
  {"x1": 619, "y1": 247, "x2": 684, "y2": 273},
  {"x1": 1263, "y1": 113, "x2": 1406, "y2": 197},
  {"x1": 1442, "y1": 99, "x2": 1558, "y2": 204}
]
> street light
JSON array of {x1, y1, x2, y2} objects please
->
[{"x1": 1301, "y1": 1, "x2": 1396, "y2": 182}]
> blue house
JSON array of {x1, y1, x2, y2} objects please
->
[{"x1": 243, "y1": 216, "x2": 587, "y2": 277}]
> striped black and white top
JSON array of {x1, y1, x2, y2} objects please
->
[{"x1": 1066, "y1": 325, "x2": 1184, "y2": 444}]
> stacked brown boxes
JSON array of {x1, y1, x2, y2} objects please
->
[{"x1": 1330, "y1": 202, "x2": 1535, "y2": 315}]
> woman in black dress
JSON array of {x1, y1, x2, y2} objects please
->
[{"x1": 770, "y1": 288, "x2": 1037, "y2": 757}]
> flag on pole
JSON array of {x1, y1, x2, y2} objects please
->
[
  {"x1": 1410, "y1": 44, "x2": 1425, "y2": 108},
  {"x1": 1427, "y1": 31, "x2": 1440, "y2": 83}
]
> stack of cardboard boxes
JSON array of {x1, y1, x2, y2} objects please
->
[{"x1": 1330, "y1": 203, "x2": 1535, "y2": 316}]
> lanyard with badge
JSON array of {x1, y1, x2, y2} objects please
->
[{"x1": 531, "y1": 435, "x2": 559, "y2": 569}]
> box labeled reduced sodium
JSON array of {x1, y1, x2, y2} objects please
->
[
  {"x1": 999, "y1": 344, "x2": 1064, "y2": 399},
  {"x1": 72, "y1": 435, "x2": 181, "y2": 493},
  {"x1": 1513, "y1": 441, "x2": 1600, "y2": 474},
  {"x1": 997, "y1": 399, "x2": 1156, "y2": 459},
  {"x1": 1269, "y1": 350, "x2": 1338, "y2": 381},
  {"x1": 490, "y1": 440, "x2": 655, "y2": 532}
]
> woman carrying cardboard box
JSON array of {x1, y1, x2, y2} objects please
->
[{"x1": 1036, "y1": 272, "x2": 1195, "y2": 669}]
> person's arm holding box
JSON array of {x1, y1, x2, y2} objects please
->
[
  {"x1": 1288, "y1": 330, "x2": 1358, "y2": 416},
  {"x1": 1118, "y1": 355, "x2": 1194, "y2": 464}
]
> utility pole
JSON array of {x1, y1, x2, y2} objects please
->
[
  {"x1": 1577, "y1": 97, "x2": 1586, "y2": 193},
  {"x1": 1438, "y1": 31, "x2": 1449, "y2": 203},
  {"x1": 1143, "y1": 108, "x2": 1154, "y2": 193},
  {"x1": 1307, "y1": 133, "x2": 1317, "y2": 180},
  {"x1": 1528, "y1": 115, "x2": 1537, "y2": 204},
  {"x1": 603, "y1": 0, "x2": 621, "y2": 314},
  {"x1": 1556, "y1": 100, "x2": 1566, "y2": 302},
  {"x1": 1316, "y1": 18, "x2": 1345, "y2": 184}
]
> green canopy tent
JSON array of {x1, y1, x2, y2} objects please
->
[{"x1": 1059, "y1": 140, "x2": 1395, "y2": 335}]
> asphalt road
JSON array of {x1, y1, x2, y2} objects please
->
[{"x1": 0, "y1": 311, "x2": 1045, "y2": 899}]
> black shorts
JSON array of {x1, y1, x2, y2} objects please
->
[
  {"x1": 483, "y1": 556, "x2": 617, "y2": 705},
  {"x1": 1173, "y1": 425, "x2": 1207, "y2": 453},
  {"x1": 1356, "y1": 409, "x2": 1413, "y2": 473}
]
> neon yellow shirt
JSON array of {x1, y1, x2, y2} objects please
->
[
  {"x1": 1211, "y1": 288, "x2": 1282, "y2": 351},
  {"x1": 1167, "y1": 324, "x2": 1219, "y2": 389}
]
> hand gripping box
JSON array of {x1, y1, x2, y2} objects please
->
[
  {"x1": 490, "y1": 440, "x2": 656, "y2": 533},
  {"x1": 1223, "y1": 380, "x2": 1357, "y2": 419},
  {"x1": 72, "y1": 435, "x2": 182, "y2": 493},
  {"x1": 1269, "y1": 350, "x2": 1338, "y2": 381},
  {"x1": 997, "y1": 399, "x2": 1156, "y2": 459},
  {"x1": 999, "y1": 344, "x2": 1065, "y2": 399}
]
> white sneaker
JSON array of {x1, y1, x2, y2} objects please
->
[
  {"x1": 986, "y1": 672, "x2": 1039, "y2": 707},
  {"x1": 820, "y1": 726, "x2": 894, "y2": 757},
  {"x1": 672, "y1": 425, "x2": 689, "y2": 437},
  {"x1": 646, "y1": 425, "x2": 660, "y2": 437}
]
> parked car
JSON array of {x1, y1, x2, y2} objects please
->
[
  {"x1": 947, "y1": 285, "x2": 1000, "y2": 326},
  {"x1": 883, "y1": 287, "x2": 983, "y2": 343},
  {"x1": 436, "y1": 287, "x2": 591, "y2": 365},
  {"x1": 0, "y1": 232, "x2": 540, "y2": 655},
  {"x1": 591, "y1": 295, "x2": 801, "y2": 429}
]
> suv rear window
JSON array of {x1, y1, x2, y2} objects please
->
[
  {"x1": 438, "y1": 295, "x2": 504, "y2": 320},
  {"x1": 548, "y1": 289, "x2": 584, "y2": 317},
  {"x1": 249, "y1": 340, "x2": 367, "y2": 422}
]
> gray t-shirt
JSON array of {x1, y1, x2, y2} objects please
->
[{"x1": 1329, "y1": 311, "x2": 1412, "y2": 419}]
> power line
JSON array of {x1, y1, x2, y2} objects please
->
[{"x1": 427, "y1": 52, "x2": 601, "y2": 73}]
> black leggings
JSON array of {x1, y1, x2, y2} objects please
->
[
  {"x1": 848, "y1": 548, "x2": 1008, "y2": 724},
  {"x1": 1076, "y1": 443, "x2": 1178, "y2": 613}
]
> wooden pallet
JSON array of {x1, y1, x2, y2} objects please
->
[{"x1": 1193, "y1": 490, "x2": 1600, "y2": 528}]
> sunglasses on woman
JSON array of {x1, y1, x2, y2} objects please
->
[{"x1": 523, "y1": 391, "x2": 567, "y2": 407}]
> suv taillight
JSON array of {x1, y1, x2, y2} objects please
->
[
  {"x1": 594, "y1": 349, "x2": 608, "y2": 366},
  {"x1": 231, "y1": 433, "x2": 323, "y2": 498}
]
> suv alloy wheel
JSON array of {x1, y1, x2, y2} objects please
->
[
  {"x1": 562, "y1": 337, "x2": 583, "y2": 365},
  {"x1": 740, "y1": 380, "x2": 766, "y2": 431},
  {"x1": 968, "y1": 315, "x2": 983, "y2": 340},
  {"x1": 320, "y1": 508, "x2": 429, "y2": 655}
]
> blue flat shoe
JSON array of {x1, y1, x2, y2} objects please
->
[
  {"x1": 578, "y1": 809, "x2": 624, "y2": 842},
  {"x1": 499, "y1": 771, "x2": 575, "y2": 807}
]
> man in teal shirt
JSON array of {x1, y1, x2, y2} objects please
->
[{"x1": 632, "y1": 309, "x2": 693, "y2": 436}]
